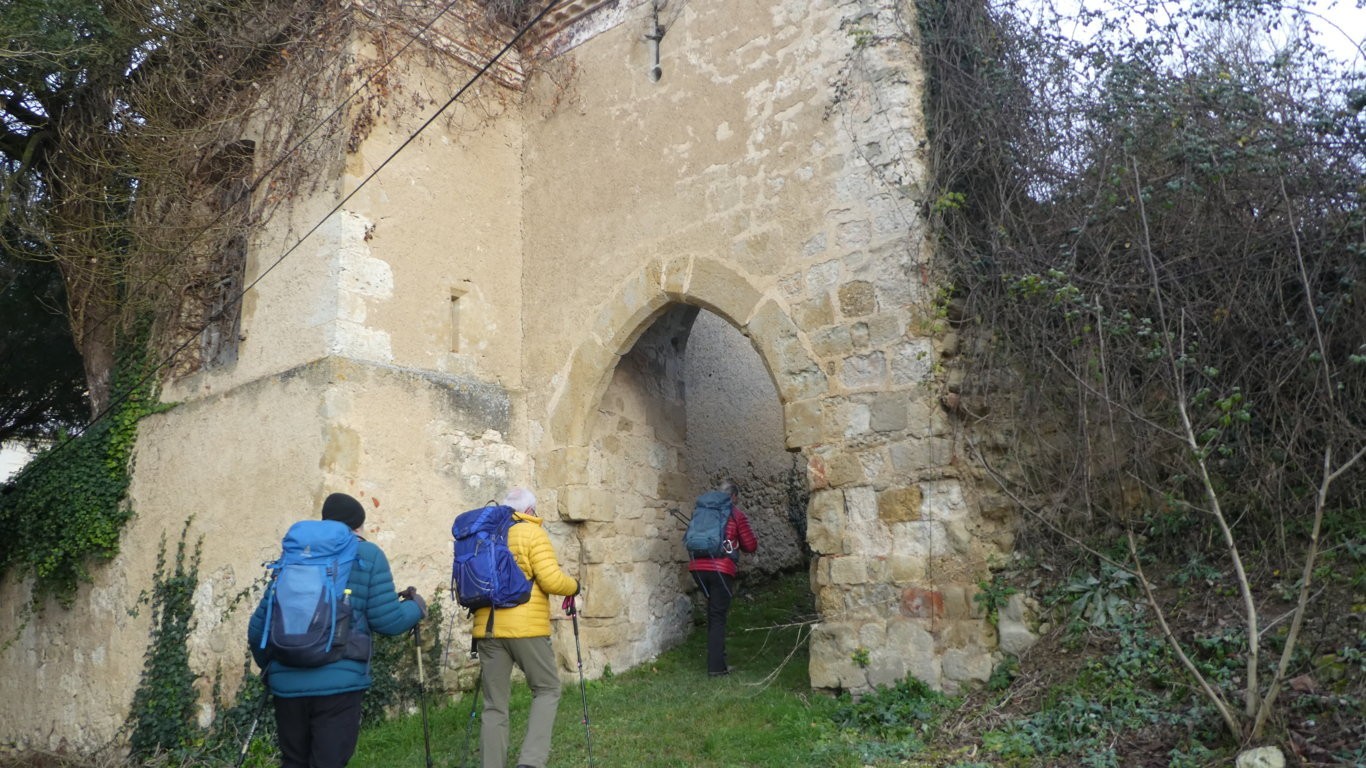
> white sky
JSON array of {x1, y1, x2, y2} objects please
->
[
  {"x1": 0, "y1": 444, "x2": 40, "y2": 483},
  {"x1": 1028, "y1": 0, "x2": 1365, "y2": 71},
  {"x1": 1310, "y1": 0, "x2": 1365, "y2": 68}
]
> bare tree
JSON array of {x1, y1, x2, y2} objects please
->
[{"x1": 918, "y1": 0, "x2": 1364, "y2": 744}]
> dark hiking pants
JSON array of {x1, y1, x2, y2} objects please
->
[
  {"x1": 692, "y1": 570, "x2": 737, "y2": 676},
  {"x1": 273, "y1": 689, "x2": 365, "y2": 768}
]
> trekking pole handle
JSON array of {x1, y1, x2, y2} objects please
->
[
  {"x1": 413, "y1": 623, "x2": 426, "y2": 681},
  {"x1": 561, "y1": 595, "x2": 577, "y2": 616}
]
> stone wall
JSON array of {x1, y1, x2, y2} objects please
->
[
  {"x1": 684, "y1": 310, "x2": 791, "y2": 484},
  {"x1": 712, "y1": 462, "x2": 810, "y2": 580},
  {"x1": 526, "y1": 0, "x2": 1012, "y2": 696},
  {"x1": 570, "y1": 305, "x2": 695, "y2": 676}
]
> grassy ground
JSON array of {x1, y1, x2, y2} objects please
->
[
  {"x1": 344, "y1": 556, "x2": 1366, "y2": 768},
  {"x1": 350, "y1": 570, "x2": 859, "y2": 768},
  {"x1": 4, "y1": 560, "x2": 1359, "y2": 767}
]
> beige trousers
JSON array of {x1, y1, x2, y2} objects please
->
[{"x1": 478, "y1": 636, "x2": 562, "y2": 768}]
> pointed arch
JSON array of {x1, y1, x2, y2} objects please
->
[{"x1": 541, "y1": 255, "x2": 827, "y2": 454}]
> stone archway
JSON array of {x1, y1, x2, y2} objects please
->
[{"x1": 536, "y1": 256, "x2": 823, "y2": 677}]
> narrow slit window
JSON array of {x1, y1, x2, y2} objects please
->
[{"x1": 450, "y1": 289, "x2": 466, "y2": 352}]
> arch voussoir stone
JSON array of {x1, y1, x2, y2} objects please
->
[
  {"x1": 589, "y1": 257, "x2": 670, "y2": 355},
  {"x1": 677, "y1": 256, "x2": 764, "y2": 328},
  {"x1": 547, "y1": 335, "x2": 621, "y2": 447},
  {"x1": 744, "y1": 298, "x2": 828, "y2": 405}
]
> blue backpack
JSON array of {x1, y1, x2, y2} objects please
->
[
  {"x1": 451, "y1": 504, "x2": 533, "y2": 616},
  {"x1": 259, "y1": 520, "x2": 364, "y2": 667},
  {"x1": 684, "y1": 491, "x2": 734, "y2": 558}
]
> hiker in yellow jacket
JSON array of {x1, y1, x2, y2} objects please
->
[{"x1": 474, "y1": 487, "x2": 580, "y2": 768}]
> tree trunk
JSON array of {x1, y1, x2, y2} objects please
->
[{"x1": 76, "y1": 315, "x2": 117, "y2": 417}]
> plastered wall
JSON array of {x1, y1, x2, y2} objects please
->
[
  {"x1": 684, "y1": 310, "x2": 791, "y2": 485},
  {"x1": 0, "y1": 21, "x2": 538, "y2": 749}
]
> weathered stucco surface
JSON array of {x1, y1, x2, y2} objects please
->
[
  {"x1": 0, "y1": 0, "x2": 1024, "y2": 749},
  {"x1": 685, "y1": 310, "x2": 791, "y2": 483}
]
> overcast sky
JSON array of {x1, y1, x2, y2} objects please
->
[
  {"x1": 1309, "y1": 0, "x2": 1364, "y2": 68},
  {"x1": 1028, "y1": 0, "x2": 1364, "y2": 71}
]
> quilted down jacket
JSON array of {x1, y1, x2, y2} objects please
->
[{"x1": 471, "y1": 512, "x2": 579, "y2": 639}]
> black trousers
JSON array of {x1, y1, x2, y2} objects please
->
[
  {"x1": 692, "y1": 570, "x2": 736, "y2": 675},
  {"x1": 273, "y1": 690, "x2": 366, "y2": 768}
]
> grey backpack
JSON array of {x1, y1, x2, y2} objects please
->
[{"x1": 683, "y1": 491, "x2": 733, "y2": 558}]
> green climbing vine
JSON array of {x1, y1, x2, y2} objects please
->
[
  {"x1": 364, "y1": 598, "x2": 448, "y2": 723},
  {"x1": 0, "y1": 337, "x2": 165, "y2": 606},
  {"x1": 126, "y1": 523, "x2": 202, "y2": 759}
]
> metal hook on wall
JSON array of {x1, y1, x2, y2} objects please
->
[{"x1": 645, "y1": 0, "x2": 666, "y2": 81}]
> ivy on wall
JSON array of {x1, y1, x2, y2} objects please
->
[
  {"x1": 364, "y1": 597, "x2": 448, "y2": 723},
  {"x1": 126, "y1": 525, "x2": 202, "y2": 759},
  {"x1": 0, "y1": 340, "x2": 162, "y2": 606}
]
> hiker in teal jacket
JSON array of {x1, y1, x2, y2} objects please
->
[{"x1": 247, "y1": 493, "x2": 425, "y2": 768}]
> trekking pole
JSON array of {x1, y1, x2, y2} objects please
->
[
  {"x1": 234, "y1": 675, "x2": 270, "y2": 768},
  {"x1": 669, "y1": 507, "x2": 690, "y2": 527},
  {"x1": 413, "y1": 623, "x2": 434, "y2": 768},
  {"x1": 401, "y1": 588, "x2": 434, "y2": 768},
  {"x1": 441, "y1": 586, "x2": 460, "y2": 670},
  {"x1": 564, "y1": 596, "x2": 594, "y2": 767}
]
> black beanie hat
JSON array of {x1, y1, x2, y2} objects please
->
[{"x1": 321, "y1": 492, "x2": 366, "y2": 530}]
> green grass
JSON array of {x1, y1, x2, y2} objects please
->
[{"x1": 349, "y1": 570, "x2": 861, "y2": 768}]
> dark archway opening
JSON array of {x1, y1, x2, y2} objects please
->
[{"x1": 577, "y1": 303, "x2": 810, "y2": 679}]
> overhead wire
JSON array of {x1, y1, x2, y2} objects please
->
[{"x1": 5, "y1": 0, "x2": 564, "y2": 490}]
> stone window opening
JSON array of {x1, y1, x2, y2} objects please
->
[{"x1": 198, "y1": 140, "x2": 254, "y2": 370}]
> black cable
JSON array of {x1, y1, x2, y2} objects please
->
[
  {"x1": 232, "y1": 0, "x2": 562, "y2": 318},
  {"x1": 6, "y1": 0, "x2": 562, "y2": 490}
]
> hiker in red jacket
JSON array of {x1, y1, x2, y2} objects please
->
[{"x1": 687, "y1": 479, "x2": 759, "y2": 676}]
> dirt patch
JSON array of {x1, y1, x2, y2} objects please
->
[{"x1": 942, "y1": 625, "x2": 1088, "y2": 738}]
